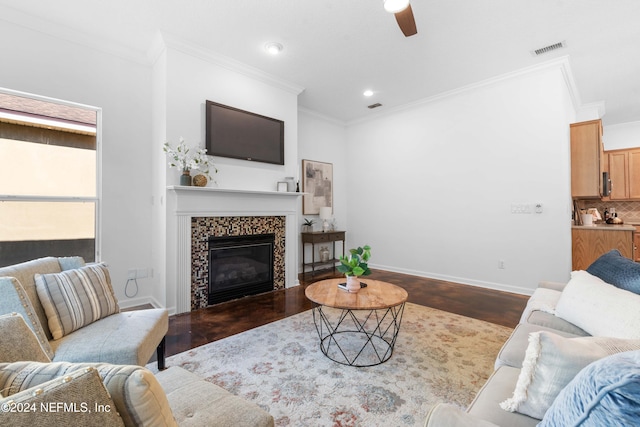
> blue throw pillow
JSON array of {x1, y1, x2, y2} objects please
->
[
  {"x1": 539, "y1": 350, "x2": 640, "y2": 426},
  {"x1": 586, "y1": 250, "x2": 640, "y2": 294}
]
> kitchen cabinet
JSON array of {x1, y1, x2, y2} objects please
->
[
  {"x1": 604, "y1": 148, "x2": 640, "y2": 200},
  {"x1": 572, "y1": 226, "x2": 634, "y2": 270},
  {"x1": 571, "y1": 120, "x2": 604, "y2": 199}
]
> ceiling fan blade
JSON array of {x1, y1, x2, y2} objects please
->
[{"x1": 395, "y1": 4, "x2": 417, "y2": 37}]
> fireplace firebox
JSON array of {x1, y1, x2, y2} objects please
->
[{"x1": 208, "y1": 234, "x2": 275, "y2": 305}]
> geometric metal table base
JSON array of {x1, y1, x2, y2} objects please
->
[{"x1": 311, "y1": 302, "x2": 406, "y2": 367}]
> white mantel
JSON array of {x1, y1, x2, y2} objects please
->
[{"x1": 166, "y1": 186, "x2": 303, "y2": 314}]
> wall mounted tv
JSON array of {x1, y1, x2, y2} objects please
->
[{"x1": 206, "y1": 100, "x2": 284, "y2": 165}]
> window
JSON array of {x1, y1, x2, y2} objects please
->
[{"x1": 0, "y1": 90, "x2": 100, "y2": 267}]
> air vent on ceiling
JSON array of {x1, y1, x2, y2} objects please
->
[
  {"x1": 531, "y1": 41, "x2": 566, "y2": 56},
  {"x1": 367, "y1": 103, "x2": 383, "y2": 109}
]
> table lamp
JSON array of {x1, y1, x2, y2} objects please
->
[{"x1": 319, "y1": 207, "x2": 332, "y2": 232}]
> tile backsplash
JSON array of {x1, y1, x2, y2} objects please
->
[{"x1": 577, "y1": 200, "x2": 640, "y2": 224}]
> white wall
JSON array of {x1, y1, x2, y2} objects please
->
[
  {"x1": 604, "y1": 121, "x2": 640, "y2": 150},
  {"x1": 342, "y1": 64, "x2": 576, "y2": 294},
  {"x1": 0, "y1": 17, "x2": 156, "y2": 307},
  {"x1": 297, "y1": 109, "x2": 348, "y2": 266}
]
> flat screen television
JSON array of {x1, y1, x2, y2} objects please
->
[{"x1": 205, "y1": 100, "x2": 284, "y2": 165}]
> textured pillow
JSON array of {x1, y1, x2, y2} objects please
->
[
  {"x1": 0, "y1": 366, "x2": 124, "y2": 427},
  {"x1": 0, "y1": 361, "x2": 177, "y2": 427},
  {"x1": 500, "y1": 331, "x2": 640, "y2": 419},
  {"x1": 539, "y1": 350, "x2": 640, "y2": 426},
  {"x1": 0, "y1": 313, "x2": 51, "y2": 363},
  {"x1": 587, "y1": 249, "x2": 640, "y2": 294},
  {"x1": 555, "y1": 270, "x2": 640, "y2": 339},
  {"x1": 0, "y1": 277, "x2": 54, "y2": 359},
  {"x1": 35, "y1": 263, "x2": 119, "y2": 340}
]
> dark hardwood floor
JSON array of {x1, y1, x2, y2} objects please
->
[{"x1": 165, "y1": 269, "x2": 529, "y2": 357}]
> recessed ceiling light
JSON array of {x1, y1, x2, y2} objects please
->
[
  {"x1": 363, "y1": 90, "x2": 374, "y2": 97},
  {"x1": 264, "y1": 42, "x2": 283, "y2": 55}
]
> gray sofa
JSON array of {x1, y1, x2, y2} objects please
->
[
  {"x1": 0, "y1": 312, "x2": 275, "y2": 427},
  {"x1": 425, "y1": 250, "x2": 640, "y2": 426},
  {"x1": 0, "y1": 256, "x2": 168, "y2": 368}
]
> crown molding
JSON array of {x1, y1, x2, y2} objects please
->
[
  {"x1": 298, "y1": 107, "x2": 346, "y2": 127},
  {"x1": 157, "y1": 32, "x2": 305, "y2": 96},
  {"x1": 0, "y1": 4, "x2": 148, "y2": 66},
  {"x1": 347, "y1": 56, "x2": 603, "y2": 127}
]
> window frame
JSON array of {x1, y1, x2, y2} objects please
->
[{"x1": 0, "y1": 87, "x2": 102, "y2": 261}]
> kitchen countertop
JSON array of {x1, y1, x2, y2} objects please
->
[{"x1": 572, "y1": 223, "x2": 637, "y2": 231}]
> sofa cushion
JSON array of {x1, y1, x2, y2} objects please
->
[
  {"x1": 466, "y1": 366, "x2": 539, "y2": 427},
  {"x1": 35, "y1": 263, "x2": 119, "y2": 340},
  {"x1": 50, "y1": 308, "x2": 168, "y2": 366},
  {"x1": 500, "y1": 332, "x2": 640, "y2": 420},
  {"x1": 0, "y1": 366, "x2": 124, "y2": 427},
  {"x1": 0, "y1": 313, "x2": 50, "y2": 364},
  {"x1": 0, "y1": 277, "x2": 54, "y2": 359},
  {"x1": 0, "y1": 361, "x2": 177, "y2": 427},
  {"x1": 0, "y1": 257, "x2": 64, "y2": 340},
  {"x1": 495, "y1": 323, "x2": 583, "y2": 370},
  {"x1": 555, "y1": 270, "x2": 640, "y2": 339},
  {"x1": 522, "y1": 310, "x2": 589, "y2": 336},
  {"x1": 539, "y1": 350, "x2": 640, "y2": 426},
  {"x1": 156, "y1": 366, "x2": 275, "y2": 427},
  {"x1": 424, "y1": 403, "x2": 500, "y2": 427},
  {"x1": 586, "y1": 249, "x2": 640, "y2": 294}
]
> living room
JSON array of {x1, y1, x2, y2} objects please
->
[{"x1": 1, "y1": 1, "x2": 640, "y2": 426}]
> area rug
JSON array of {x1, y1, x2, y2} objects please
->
[{"x1": 149, "y1": 303, "x2": 512, "y2": 426}]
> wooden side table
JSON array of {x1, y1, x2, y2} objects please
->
[{"x1": 301, "y1": 231, "x2": 345, "y2": 275}]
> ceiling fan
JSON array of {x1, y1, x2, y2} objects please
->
[{"x1": 384, "y1": 0, "x2": 417, "y2": 37}]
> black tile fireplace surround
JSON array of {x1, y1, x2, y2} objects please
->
[{"x1": 208, "y1": 234, "x2": 275, "y2": 305}]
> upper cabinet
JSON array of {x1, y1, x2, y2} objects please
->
[
  {"x1": 571, "y1": 119, "x2": 604, "y2": 198},
  {"x1": 604, "y1": 147, "x2": 640, "y2": 200}
]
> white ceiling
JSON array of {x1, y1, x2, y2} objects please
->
[{"x1": 2, "y1": 0, "x2": 639, "y2": 125}]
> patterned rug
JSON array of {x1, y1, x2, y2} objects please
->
[{"x1": 150, "y1": 303, "x2": 512, "y2": 426}]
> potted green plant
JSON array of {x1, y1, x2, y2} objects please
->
[
  {"x1": 337, "y1": 245, "x2": 371, "y2": 293},
  {"x1": 302, "y1": 218, "x2": 315, "y2": 233}
]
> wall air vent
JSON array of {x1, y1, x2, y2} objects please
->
[
  {"x1": 367, "y1": 103, "x2": 382, "y2": 109},
  {"x1": 531, "y1": 41, "x2": 566, "y2": 56}
]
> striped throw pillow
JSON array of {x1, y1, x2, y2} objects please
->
[{"x1": 35, "y1": 263, "x2": 120, "y2": 340}]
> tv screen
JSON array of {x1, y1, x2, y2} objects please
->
[{"x1": 205, "y1": 100, "x2": 284, "y2": 165}]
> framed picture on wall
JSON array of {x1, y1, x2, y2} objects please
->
[{"x1": 302, "y1": 159, "x2": 333, "y2": 214}]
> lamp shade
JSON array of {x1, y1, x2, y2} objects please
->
[{"x1": 319, "y1": 207, "x2": 332, "y2": 220}]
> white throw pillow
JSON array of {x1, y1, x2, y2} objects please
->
[
  {"x1": 500, "y1": 331, "x2": 640, "y2": 419},
  {"x1": 555, "y1": 270, "x2": 640, "y2": 339}
]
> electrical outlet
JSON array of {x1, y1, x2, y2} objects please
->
[
  {"x1": 498, "y1": 260, "x2": 505, "y2": 269},
  {"x1": 127, "y1": 269, "x2": 136, "y2": 279},
  {"x1": 136, "y1": 268, "x2": 148, "y2": 279}
]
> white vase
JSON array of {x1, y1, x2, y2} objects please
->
[{"x1": 346, "y1": 275, "x2": 361, "y2": 293}]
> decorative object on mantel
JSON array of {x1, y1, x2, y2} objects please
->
[
  {"x1": 301, "y1": 218, "x2": 315, "y2": 232},
  {"x1": 164, "y1": 137, "x2": 217, "y2": 186},
  {"x1": 192, "y1": 174, "x2": 208, "y2": 187},
  {"x1": 319, "y1": 206, "x2": 332, "y2": 232},
  {"x1": 337, "y1": 245, "x2": 372, "y2": 293},
  {"x1": 302, "y1": 159, "x2": 333, "y2": 214}
]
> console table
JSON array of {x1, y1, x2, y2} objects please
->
[{"x1": 301, "y1": 231, "x2": 346, "y2": 275}]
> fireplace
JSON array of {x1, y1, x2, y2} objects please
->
[{"x1": 208, "y1": 234, "x2": 275, "y2": 304}]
